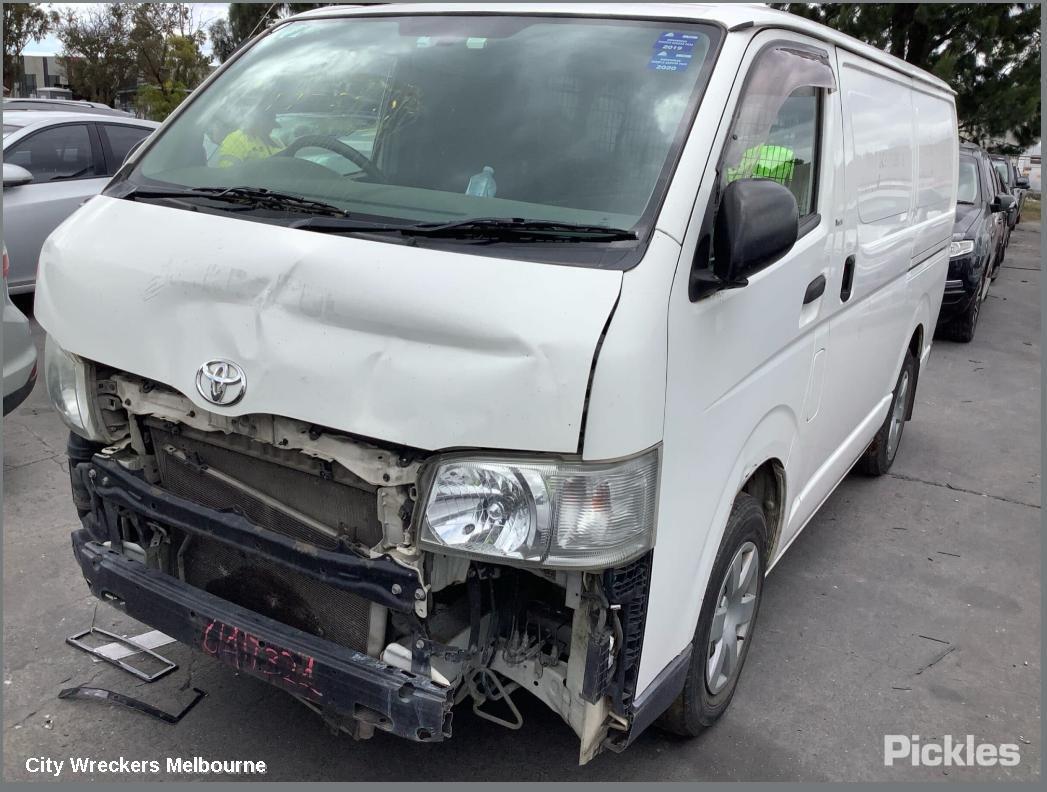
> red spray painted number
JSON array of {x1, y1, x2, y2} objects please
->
[{"x1": 201, "y1": 620, "x2": 322, "y2": 700}]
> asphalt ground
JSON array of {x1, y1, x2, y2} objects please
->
[{"x1": 2, "y1": 224, "x2": 1041, "y2": 781}]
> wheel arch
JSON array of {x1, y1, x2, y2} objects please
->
[{"x1": 740, "y1": 458, "x2": 786, "y2": 560}]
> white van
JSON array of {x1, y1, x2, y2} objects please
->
[{"x1": 36, "y1": 3, "x2": 956, "y2": 763}]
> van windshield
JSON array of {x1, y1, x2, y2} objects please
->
[{"x1": 126, "y1": 15, "x2": 717, "y2": 258}]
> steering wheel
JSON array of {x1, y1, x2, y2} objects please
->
[{"x1": 279, "y1": 134, "x2": 385, "y2": 181}]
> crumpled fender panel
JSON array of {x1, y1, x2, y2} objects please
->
[{"x1": 36, "y1": 197, "x2": 622, "y2": 453}]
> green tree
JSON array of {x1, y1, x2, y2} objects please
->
[
  {"x1": 3, "y1": 3, "x2": 59, "y2": 94},
  {"x1": 207, "y1": 18, "x2": 237, "y2": 64},
  {"x1": 130, "y1": 3, "x2": 210, "y2": 120},
  {"x1": 771, "y1": 3, "x2": 1041, "y2": 149},
  {"x1": 55, "y1": 3, "x2": 137, "y2": 106},
  {"x1": 226, "y1": 2, "x2": 334, "y2": 51}
]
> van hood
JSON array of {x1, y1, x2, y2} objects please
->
[{"x1": 35, "y1": 197, "x2": 623, "y2": 453}]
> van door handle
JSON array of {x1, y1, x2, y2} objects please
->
[
  {"x1": 840, "y1": 255, "x2": 856, "y2": 302},
  {"x1": 803, "y1": 274, "x2": 826, "y2": 304}
]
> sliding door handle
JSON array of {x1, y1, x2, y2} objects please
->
[{"x1": 840, "y1": 255, "x2": 856, "y2": 302}]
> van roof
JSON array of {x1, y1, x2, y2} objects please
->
[{"x1": 288, "y1": 3, "x2": 953, "y2": 94}]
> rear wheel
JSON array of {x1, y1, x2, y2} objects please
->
[
  {"x1": 857, "y1": 350, "x2": 917, "y2": 476},
  {"x1": 657, "y1": 493, "x2": 767, "y2": 736}
]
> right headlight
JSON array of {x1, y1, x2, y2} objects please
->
[
  {"x1": 419, "y1": 446, "x2": 660, "y2": 570},
  {"x1": 44, "y1": 335, "x2": 112, "y2": 442},
  {"x1": 949, "y1": 239, "x2": 974, "y2": 258}
]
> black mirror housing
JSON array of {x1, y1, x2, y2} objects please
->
[
  {"x1": 713, "y1": 179, "x2": 799, "y2": 285},
  {"x1": 1016, "y1": 176, "x2": 1030, "y2": 189},
  {"x1": 993, "y1": 193, "x2": 1016, "y2": 213}
]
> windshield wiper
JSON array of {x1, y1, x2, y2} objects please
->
[
  {"x1": 120, "y1": 185, "x2": 348, "y2": 217},
  {"x1": 408, "y1": 217, "x2": 638, "y2": 241},
  {"x1": 292, "y1": 216, "x2": 638, "y2": 242}
]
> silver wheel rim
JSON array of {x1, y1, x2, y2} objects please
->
[
  {"x1": 887, "y1": 370, "x2": 910, "y2": 460},
  {"x1": 706, "y1": 541, "x2": 759, "y2": 695}
]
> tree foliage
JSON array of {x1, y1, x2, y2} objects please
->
[
  {"x1": 771, "y1": 3, "x2": 1041, "y2": 150},
  {"x1": 207, "y1": 18, "x2": 237, "y2": 64},
  {"x1": 130, "y1": 3, "x2": 211, "y2": 120},
  {"x1": 55, "y1": 4, "x2": 138, "y2": 106},
  {"x1": 222, "y1": 2, "x2": 334, "y2": 60},
  {"x1": 56, "y1": 2, "x2": 211, "y2": 119},
  {"x1": 3, "y1": 3, "x2": 59, "y2": 93}
]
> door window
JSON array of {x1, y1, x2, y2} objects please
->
[
  {"x1": 6, "y1": 124, "x2": 94, "y2": 181},
  {"x1": 719, "y1": 44, "x2": 835, "y2": 218},
  {"x1": 100, "y1": 124, "x2": 152, "y2": 175}
]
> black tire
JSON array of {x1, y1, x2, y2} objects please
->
[
  {"x1": 657, "y1": 493, "x2": 768, "y2": 737},
  {"x1": 857, "y1": 350, "x2": 917, "y2": 476},
  {"x1": 943, "y1": 267, "x2": 987, "y2": 341}
]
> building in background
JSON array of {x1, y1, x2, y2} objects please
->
[
  {"x1": 10, "y1": 54, "x2": 72, "y2": 98},
  {"x1": 1016, "y1": 142, "x2": 1041, "y2": 193}
]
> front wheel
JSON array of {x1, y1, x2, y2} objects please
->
[
  {"x1": 857, "y1": 350, "x2": 917, "y2": 476},
  {"x1": 657, "y1": 493, "x2": 767, "y2": 736}
]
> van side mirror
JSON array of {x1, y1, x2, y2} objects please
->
[
  {"x1": 2, "y1": 163, "x2": 33, "y2": 189},
  {"x1": 1016, "y1": 176, "x2": 1030, "y2": 189},
  {"x1": 713, "y1": 179, "x2": 798, "y2": 285},
  {"x1": 992, "y1": 193, "x2": 1016, "y2": 213}
]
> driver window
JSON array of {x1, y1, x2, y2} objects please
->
[{"x1": 719, "y1": 44, "x2": 835, "y2": 218}]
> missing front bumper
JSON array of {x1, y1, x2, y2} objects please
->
[{"x1": 71, "y1": 531, "x2": 453, "y2": 742}]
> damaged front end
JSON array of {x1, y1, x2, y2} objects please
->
[{"x1": 59, "y1": 352, "x2": 659, "y2": 763}]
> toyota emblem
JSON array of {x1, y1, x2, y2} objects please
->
[{"x1": 195, "y1": 359, "x2": 246, "y2": 406}]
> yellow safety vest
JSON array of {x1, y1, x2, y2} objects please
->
[{"x1": 215, "y1": 130, "x2": 283, "y2": 168}]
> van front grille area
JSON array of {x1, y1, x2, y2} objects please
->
[{"x1": 148, "y1": 422, "x2": 380, "y2": 653}]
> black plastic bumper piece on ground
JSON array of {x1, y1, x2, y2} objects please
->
[{"x1": 72, "y1": 531, "x2": 453, "y2": 742}]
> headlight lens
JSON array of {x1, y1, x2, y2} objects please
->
[
  {"x1": 44, "y1": 336, "x2": 109, "y2": 441},
  {"x1": 949, "y1": 240, "x2": 974, "y2": 258},
  {"x1": 420, "y1": 447, "x2": 660, "y2": 569}
]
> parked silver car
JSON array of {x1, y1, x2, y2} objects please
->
[
  {"x1": 2, "y1": 111, "x2": 158, "y2": 293},
  {"x1": 3, "y1": 98, "x2": 134, "y2": 117},
  {"x1": 2, "y1": 244, "x2": 37, "y2": 415}
]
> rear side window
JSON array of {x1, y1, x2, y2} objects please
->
[
  {"x1": 719, "y1": 44, "x2": 835, "y2": 218},
  {"x1": 913, "y1": 90, "x2": 955, "y2": 215},
  {"x1": 100, "y1": 124, "x2": 152, "y2": 175},
  {"x1": 5, "y1": 123, "x2": 94, "y2": 181},
  {"x1": 841, "y1": 67, "x2": 915, "y2": 224}
]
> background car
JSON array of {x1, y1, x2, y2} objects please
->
[
  {"x1": 939, "y1": 143, "x2": 1013, "y2": 341},
  {"x1": 2, "y1": 245, "x2": 37, "y2": 415},
  {"x1": 3, "y1": 98, "x2": 133, "y2": 117},
  {"x1": 992, "y1": 155, "x2": 1029, "y2": 225},
  {"x1": 2, "y1": 111, "x2": 158, "y2": 294}
]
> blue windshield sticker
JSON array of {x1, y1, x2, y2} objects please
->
[{"x1": 649, "y1": 32, "x2": 700, "y2": 72}]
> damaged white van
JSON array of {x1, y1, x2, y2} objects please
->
[{"x1": 36, "y1": 3, "x2": 956, "y2": 763}]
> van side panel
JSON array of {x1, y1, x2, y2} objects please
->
[{"x1": 788, "y1": 56, "x2": 918, "y2": 524}]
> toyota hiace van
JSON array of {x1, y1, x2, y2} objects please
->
[{"x1": 36, "y1": 3, "x2": 956, "y2": 763}]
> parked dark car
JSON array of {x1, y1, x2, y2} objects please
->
[
  {"x1": 938, "y1": 143, "x2": 1014, "y2": 342},
  {"x1": 991, "y1": 155, "x2": 1029, "y2": 227}
]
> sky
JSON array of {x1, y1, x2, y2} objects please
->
[{"x1": 21, "y1": 2, "x2": 231, "y2": 57}]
